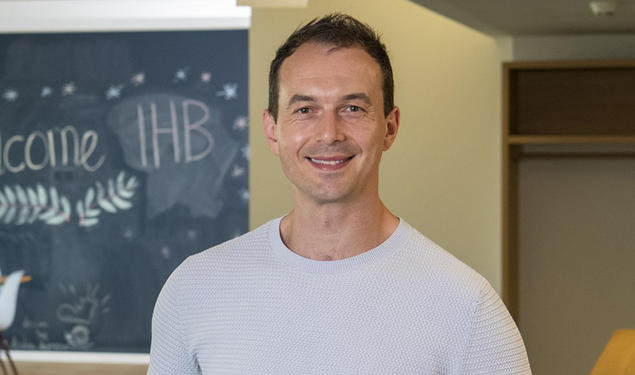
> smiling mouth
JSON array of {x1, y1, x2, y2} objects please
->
[
  {"x1": 307, "y1": 155, "x2": 355, "y2": 168},
  {"x1": 309, "y1": 157, "x2": 352, "y2": 165}
]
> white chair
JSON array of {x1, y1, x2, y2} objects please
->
[{"x1": 0, "y1": 268, "x2": 24, "y2": 375}]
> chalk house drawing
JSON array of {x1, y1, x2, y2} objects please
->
[{"x1": 0, "y1": 171, "x2": 138, "y2": 227}]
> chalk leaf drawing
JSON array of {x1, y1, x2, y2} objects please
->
[
  {"x1": 76, "y1": 171, "x2": 138, "y2": 227},
  {"x1": 0, "y1": 185, "x2": 71, "y2": 225},
  {"x1": 0, "y1": 171, "x2": 137, "y2": 227}
]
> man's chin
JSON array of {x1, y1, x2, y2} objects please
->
[{"x1": 297, "y1": 186, "x2": 357, "y2": 206}]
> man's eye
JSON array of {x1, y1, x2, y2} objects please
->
[
  {"x1": 296, "y1": 107, "x2": 311, "y2": 114},
  {"x1": 347, "y1": 105, "x2": 361, "y2": 112}
]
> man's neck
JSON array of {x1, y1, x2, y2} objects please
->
[{"x1": 279, "y1": 197, "x2": 399, "y2": 261}]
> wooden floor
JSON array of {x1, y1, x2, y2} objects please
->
[{"x1": 12, "y1": 362, "x2": 148, "y2": 375}]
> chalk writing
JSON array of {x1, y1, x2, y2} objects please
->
[
  {"x1": 136, "y1": 98, "x2": 214, "y2": 169},
  {"x1": 0, "y1": 126, "x2": 105, "y2": 175}
]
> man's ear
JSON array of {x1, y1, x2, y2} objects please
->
[
  {"x1": 263, "y1": 109, "x2": 280, "y2": 155},
  {"x1": 382, "y1": 106, "x2": 400, "y2": 151}
]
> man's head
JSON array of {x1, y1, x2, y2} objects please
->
[
  {"x1": 262, "y1": 14, "x2": 400, "y2": 206},
  {"x1": 268, "y1": 13, "x2": 394, "y2": 122}
]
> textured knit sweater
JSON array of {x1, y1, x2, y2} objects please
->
[{"x1": 148, "y1": 218, "x2": 531, "y2": 374}]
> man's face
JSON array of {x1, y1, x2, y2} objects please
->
[{"x1": 263, "y1": 42, "x2": 399, "y2": 205}]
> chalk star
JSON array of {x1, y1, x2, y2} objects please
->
[
  {"x1": 233, "y1": 116, "x2": 248, "y2": 130},
  {"x1": 241, "y1": 145, "x2": 250, "y2": 160},
  {"x1": 2, "y1": 89, "x2": 18, "y2": 102},
  {"x1": 239, "y1": 189, "x2": 249, "y2": 202},
  {"x1": 105, "y1": 84, "x2": 123, "y2": 100},
  {"x1": 62, "y1": 82, "x2": 76, "y2": 96},
  {"x1": 201, "y1": 71, "x2": 212, "y2": 83},
  {"x1": 174, "y1": 68, "x2": 188, "y2": 82},
  {"x1": 160, "y1": 245, "x2": 171, "y2": 259},
  {"x1": 231, "y1": 164, "x2": 245, "y2": 178},
  {"x1": 130, "y1": 72, "x2": 145, "y2": 86},
  {"x1": 186, "y1": 229, "x2": 197, "y2": 240},
  {"x1": 216, "y1": 83, "x2": 238, "y2": 100},
  {"x1": 123, "y1": 228, "x2": 134, "y2": 239},
  {"x1": 41, "y1": 86, "x2": 53, "y2": 98}
]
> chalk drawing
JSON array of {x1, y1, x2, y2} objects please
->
[
  {"x1": 76, "y1": 171, "x2": 138, "y2": 227},
  {"x1": 56, "y1": 283, "x2": 111, "y2": 350},
  {"x1": 0, "y1": 185, "x2": 71, "y2": 225},
  {"x1": 0, "y1": 171, "x2": 137, "y2": 227}
]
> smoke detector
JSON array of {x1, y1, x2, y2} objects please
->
[{"x1": 589, "y1": 1, "x2": 618, "y2": 15}]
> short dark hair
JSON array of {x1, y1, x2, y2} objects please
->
[{"x1": 268, "y1": 13, "x2": 394, "y2": 122}]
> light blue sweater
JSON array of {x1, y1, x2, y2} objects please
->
[{"x1": 148, "y1": 218, "x2": 531, "y2": 374}]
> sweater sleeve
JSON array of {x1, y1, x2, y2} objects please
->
[
  {"x1": 147, "y1": 269, "x2": 200, "y2": 375},
  {"x1": 461, "y1": 283, "x2": 532, "y2": 375}
]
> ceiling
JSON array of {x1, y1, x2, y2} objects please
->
[{"x1": 409, "y1": 0, "x2": 635, "y2": 36}]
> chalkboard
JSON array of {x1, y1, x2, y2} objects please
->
[{"x1": 0, "y1": 30, "x2": 248, "y2": 353}]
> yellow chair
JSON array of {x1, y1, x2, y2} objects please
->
[{"x1": 590, "y1": 330, "x2": 635, "y2": 375}]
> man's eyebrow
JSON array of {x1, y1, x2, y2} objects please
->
[
  {"x1": 342, "y1": 93, "x2": 371, "y2": 105},
  {"x1": 287, "y1": 94, "x2": 315, "y2": 108}
]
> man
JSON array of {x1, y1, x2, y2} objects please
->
[{"x1": 148, "y1": 14, "x2": 531, "y2": 374}]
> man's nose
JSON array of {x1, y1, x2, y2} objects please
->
[{"x1": 316, "y1": 111, "x2": 345, "y2": 144}]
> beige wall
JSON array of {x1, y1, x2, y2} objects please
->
[{"x1": 249, "y1": 0, "x2": 504, "y2": 291}]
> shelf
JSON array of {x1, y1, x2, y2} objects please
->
[
  {"x1": 506, "y1": 135, "x2": 635, "y2": 145},
  {"x1": 504, "y1": 60, "x2": 635, "y2": 70},
  {"x1": 502, "y1": 60, "x2": 635, "y2": 323}
]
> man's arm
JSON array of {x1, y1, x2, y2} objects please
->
[
  {"x1": 461, "y1": 284, "x2": 532, "y2": 374},
  {"x1": 147, "y1": 270, "x2": 200, "y2": 375}
]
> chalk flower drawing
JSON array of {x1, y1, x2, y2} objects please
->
[
  {"x1": 76, "y1": 171, "x2": 138, "y2": 227},
  {"x1": 0, "y1": 185, "x2": 71, "y2": 225}
]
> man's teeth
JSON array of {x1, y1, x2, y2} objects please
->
[{"x1": 310, "y1": 158, "x2": 347, "y2": 165}]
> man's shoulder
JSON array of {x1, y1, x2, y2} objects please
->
[
  {"x1": 399, "y1": 220, "x2": 491, "y2": 299},
  {"x1": 195, "y1": 219, "x2": 273, "y2": 261},
  {"x1": 166, "y1": 218, "x2": 276, "y2": 285}
]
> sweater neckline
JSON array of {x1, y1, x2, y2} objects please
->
[{"x1": 267, "y1": 216, "x2": 410, "y2": 274}]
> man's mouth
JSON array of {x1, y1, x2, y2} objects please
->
[
  {"x1": 306, "y1": 155, "x2": 355, "y2": 168},
  {"x1": 309, "y1": 157, "x2": 350, "y2": 165}
]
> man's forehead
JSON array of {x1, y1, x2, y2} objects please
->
[
  {"x1": 279, "y1": 45, "x2": 379, "y2": 82},
  {"x1": 281, "y1": 42, "x2": 375, "y2": 71},
  {"x1": 276, "y1": 43, "x2": 382, "y2": 107},
  {"x1": 285, "y1": 92, "x2": 372, "y2": 108}
]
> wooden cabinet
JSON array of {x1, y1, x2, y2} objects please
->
[{"x1": 502, "y1": 60, "x2": 635, "y2": 320}]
